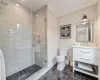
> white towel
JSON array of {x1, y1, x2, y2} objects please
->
[
  {"x1": 78, "y1": 63, "x2": 93, "y2": 72},
  {"x1": 0, "y1": 50, "x2": 6, "y2": 80}
]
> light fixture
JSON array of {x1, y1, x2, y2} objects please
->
[
  {"x1": 17, "y1": 24, "x2": 20, "y2": 28},
  {"x1": 82, "y1": 15, "x2": 87, "y2": 21},
  {"x1": 16, "y1": 4, "x2": 19, "y2": 6},
  {"x1": 36, "y1": 15, "x2": 39, "y2": 17}
]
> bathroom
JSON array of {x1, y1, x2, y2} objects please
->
[{"x1": 0, "y1": 0, "x2": 100, "y2": 80}]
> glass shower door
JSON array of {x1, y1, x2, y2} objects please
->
[{"x1": 34, "y1": 6, "x2": 47, "y2": 68}]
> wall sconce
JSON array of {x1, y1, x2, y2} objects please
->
[
  {"x1": 82, "y1": 15, "x2": 87, "y2": 22},
  {"x1": 16, "y1": 4, "x2": 19, "y2": 7}
]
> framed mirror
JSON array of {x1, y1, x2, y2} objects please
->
[{"x1": 76, "y1": 20, "x2": 93, "y2": 42}]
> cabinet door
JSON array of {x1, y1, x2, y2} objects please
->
[{"x1": 73, "y1": 48, "x2": 99, "y2": 65}]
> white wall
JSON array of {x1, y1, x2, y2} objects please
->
[
  {"x1": 47, "y1": 7, "x2": 58, "y2": 66},
  {"x1": 97, "y1": 1, "x2": 100, "y2": 47},
  {"x1": 58, "y1": 5, "x2": 97, "y2": 63}
]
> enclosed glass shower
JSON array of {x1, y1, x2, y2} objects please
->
[{"x1": 0, "y1": 0, "x2": 47, "y2": 79}]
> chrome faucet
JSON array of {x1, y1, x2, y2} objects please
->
[
  {"x1": 80, "y1": 42, "x2": 88, "y2": 46},
  {"x1": 84, "y1": 42, "x2": 88, "y2": 46},
  {"x1": 86, "y1": 42, "x2": 88, "y2": 46}
]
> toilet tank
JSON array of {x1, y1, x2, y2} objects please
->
[{"x1": 59, "y1": 48, "x2": 68, "y2": 56}]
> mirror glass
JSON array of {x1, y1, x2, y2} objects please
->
[{"x1": 76, "y1": 21, "x2": 93, "y2": 42}]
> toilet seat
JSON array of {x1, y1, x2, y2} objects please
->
[{"x1": 57, "y1": 56, "x2": 65, "y2": 63}]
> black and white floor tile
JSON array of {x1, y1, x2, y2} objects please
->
[
  {"x1": 39, "y1": 65, "x2": 98, "y2": 80},
  {"x1": 6, "y1": 64, "x2": 98, "y2": 80},
  {"x1": 6, "y1": 64, "x2": 41, "y2": 80}
]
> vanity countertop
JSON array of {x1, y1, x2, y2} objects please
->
[{"x1": 72, "y1": 46, "x2": 100, "y2": 49}]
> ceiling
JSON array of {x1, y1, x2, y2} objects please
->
[{"x1": 16, "y1": 0, "x2": 98, "y2": 17}]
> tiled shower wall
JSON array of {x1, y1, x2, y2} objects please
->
[
  {"x1": 34, "y1": 6, "x2": 47, "y2": 67},
  {"x1": 0, "y1": 0, "x2": 34, "y2": 76}
]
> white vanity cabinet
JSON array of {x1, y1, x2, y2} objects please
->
[{"x1": 73, "y1": 46, "x2": 100, "y2": 79}]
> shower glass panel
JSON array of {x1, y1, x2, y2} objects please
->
[
  {"x1": 34, "y1": 6, "x2": 47, "y2": 68},
  {"x1": 0, "y1": 0, "x2": 47, "y2": 79}
]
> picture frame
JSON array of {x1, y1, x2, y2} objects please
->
[{"x1": 60, "y1": 24, "x2": 71, "y2": 39}]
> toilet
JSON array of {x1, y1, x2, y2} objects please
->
[{"x1": 57, "y1": 48, "x2": 67, "y2": 71}]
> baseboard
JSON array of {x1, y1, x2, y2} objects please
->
[
  {"x1": 70, "y1": 61, "x2": 73, "y2": 66},
  {"x1": 47, "y1": 60, "x2": 57, "y2": 67}
]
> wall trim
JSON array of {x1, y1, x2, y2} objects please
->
[
  {"x1": 47, "y1": 60, "x2": 57, "y2": 67},
  {"x1": 70, "y1": 61, "x2": 73, "y2": 66}
]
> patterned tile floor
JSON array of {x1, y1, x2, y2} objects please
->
[
  {"x1": 6, "y1": 64, "x2": 41, "y2": 80},
  {"x1": 39, "y1": 65, "x2": 98, "y2": 80}
]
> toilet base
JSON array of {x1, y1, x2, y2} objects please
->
[{"x1": 57, "y1": 63, "x2": 65, "y2": 71}]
